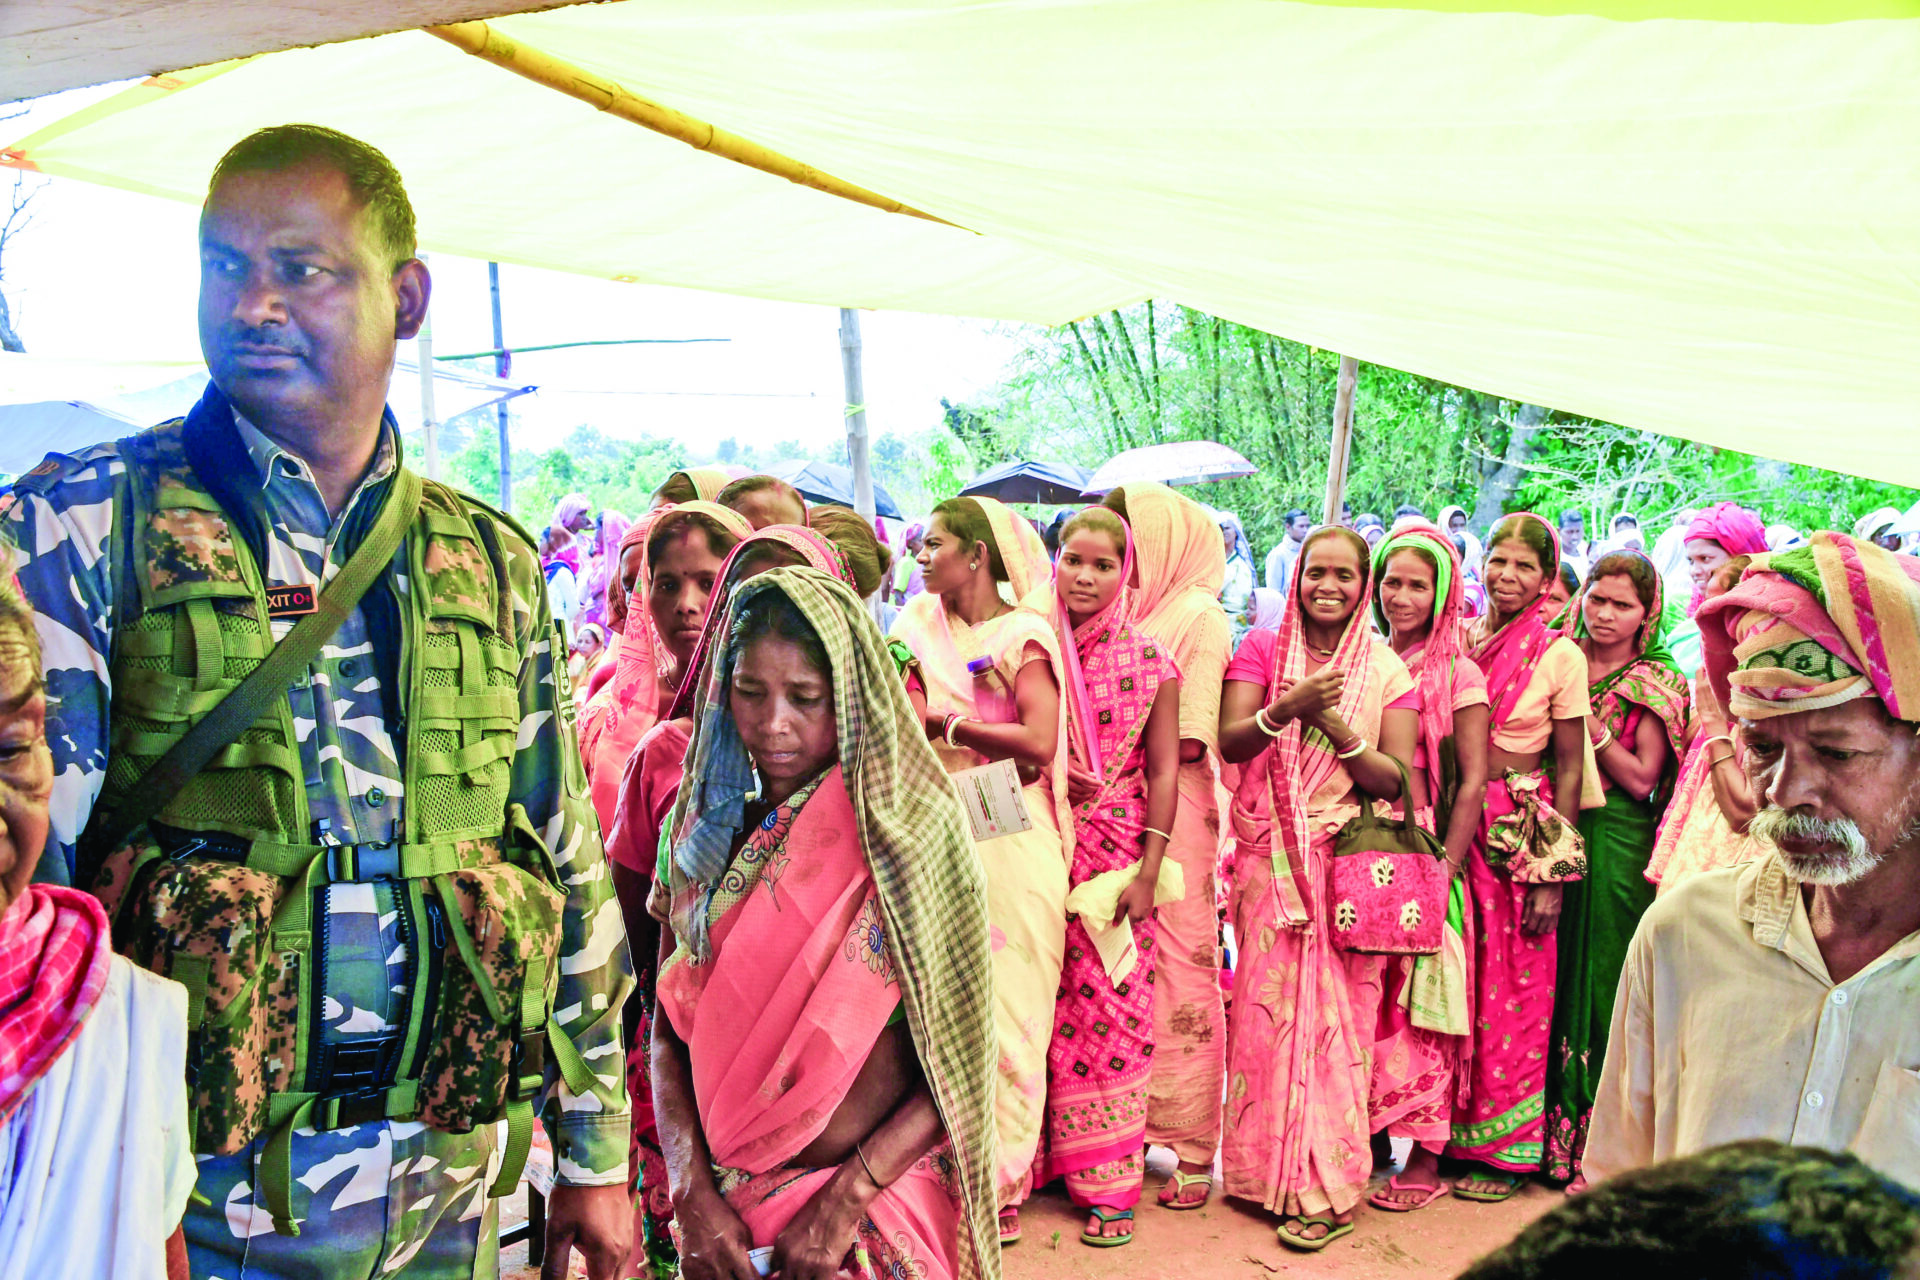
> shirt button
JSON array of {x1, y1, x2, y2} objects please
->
[
  {"x1": 339, "y1": 658, "x2": 360, "y2": 679},
  {"x1": 1831, "y1": 989, "x2": 1849, "y2": 1006},
  {"x1": 365, "y1": 787, "x2": 387, "y2": 808},
  {"x1": 1805, "y1": 1091, "x2": 1825, "y2": 1110}
]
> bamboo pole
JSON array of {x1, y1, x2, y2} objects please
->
[
  {"x1": 839, "y1": 307, "x2": 875, "y2": 524},
  {"x1": 426, "y1": 22, "x2": 960, "y2": 229},
  {"x1": 1323, "y1": 354, "x2": 1358, "y2": 525}
]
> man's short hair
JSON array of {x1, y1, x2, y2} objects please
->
[
  {"x1": 1284, "y1": 509, "x2": 1310, "y2": 526},
  {"x1": 1393, "y1": 504, "x2": 1423, "y2": 520},
  {"x1": 208, "y1": 124, "x2": 418, "y2": 271},
  {"x1": 1561, "y1": 509, "x2": 1584, "y2": 526},
  {"x1": 1459, "y1": 1141, "x2": 1920, "y2": 1280}
]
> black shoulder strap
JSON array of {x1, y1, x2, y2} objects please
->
[{"x1": 81, "y1": 466, "x2": 424, "y2": 867}]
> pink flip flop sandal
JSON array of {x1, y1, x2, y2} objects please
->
[{"x1": 1368, "y1": 1175, "x2": 1449, "y2": 1212}]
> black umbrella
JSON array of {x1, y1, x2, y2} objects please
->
[
  {"x1": 778, "y1": 460, "x2": 905, "y2": 520},
  {"x1": 958, "y1": 459, "x2": 1094, "y2": 506}
]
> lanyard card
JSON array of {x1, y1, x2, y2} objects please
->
[{"x1": 953, "y1": 757, "x2": 1034, "y2": 843}]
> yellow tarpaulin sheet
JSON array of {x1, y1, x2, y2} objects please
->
[{"x1": 7, "y1": 1, "x2": 1919, "y2": 482}]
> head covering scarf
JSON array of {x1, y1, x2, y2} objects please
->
[
  {"x1": 1472, "y1": 512, "x2": 1565, "y2": 732},
  {"x1": 1246, "y1": 587, "x2": 1287, "y2": 631},
  {"x1": 658, "y1": 468, "x2": 735, "y2": 504},
  {"x1": 0, "y1": 885, "x2": 113, "y2": 1123},
  {"x1": 1699, "y1": 531, "x2": 1920, "y2": 724},
  {"x1": 1260, "y1": 526, "x2": 1380, "y2": 926},
  {"x1": 971, "y1": 496, "x2": 1053, "y2": 605},
  {"x1": 1371, "y1": 520, "x2": 1471, "y2": 796},
  {"x1": 661, "y1": 568, "x2": 1002, "y2": 1280},
  {"x1": 1562, "y1": 549, "x2": 1690, "y2": 763},
  {"x1": 576, "y1": 509, "x2": 628, "y2": 629},
  {"x1": 1683, "y1": 502, "x2": 1770, "y2": 613},
  {"x1": 1108, "y1": 482, "x2": 1230, "y2": 750},
  {"x1": 668, "y1": 523, "x2": 856, "y2": 720}
]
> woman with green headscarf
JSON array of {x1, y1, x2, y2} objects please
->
[{"x1": 1543, "y1": 549, "x2": 1690, "y2": 1188}]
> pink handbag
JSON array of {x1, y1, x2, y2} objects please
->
[{"x1": 1328, "y1": 757, "x2": 1447, "y2": 956}]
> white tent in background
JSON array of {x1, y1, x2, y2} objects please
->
[{"x1": 3, "y1": 1, "x2": 1918, "y2": 484}]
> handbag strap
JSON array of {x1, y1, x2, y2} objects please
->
[
  {"x1": 81, "y1": 467, "x2": 424, "y2": 866},
  {"x1": 1351, "y1": 752, "x2": 1420, "y2": 837}
]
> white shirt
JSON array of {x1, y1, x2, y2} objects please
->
[
  {"x1": 1586, "y1": 852, "x2": 1920, "y2": 1190},
  {"x1": 0, "y1": 956, "x2": 194, "y2": 1279}
]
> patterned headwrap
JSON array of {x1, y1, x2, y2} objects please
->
[
  {"x1": 1699, "y1": 531, "x2": 1920, "y2": 724},
  {"x1": 1684, "y1": 502, "x2": 1769, "y2": 614},
  {"x1": 1371, "y1": 520, "x2": 1470, "y2": 795},
  {"x1": 662, "y1": 567, "x2": 1001, "y2": 1280},
  {"x1": 668, "y1": 523, "x2": 856, "y2": 720}
]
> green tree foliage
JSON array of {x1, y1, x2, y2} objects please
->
[
  {"x1": 442, "y1": 418, "x2": 688, "y2": 526},
  {"x1": 939, "y1": 303, "x2": 1917, "y2": 557}
]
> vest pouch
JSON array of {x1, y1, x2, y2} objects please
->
[
  {"x1": 116, "y1": 834, "x2": 301, "y2": 1155},
  {"x1": 416, "y1": 862, "x2": 566, "y2": 1132}
]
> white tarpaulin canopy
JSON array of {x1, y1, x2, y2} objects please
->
[{"x1": 4, "y1": 1, "x2": 1918, "y2": 482}]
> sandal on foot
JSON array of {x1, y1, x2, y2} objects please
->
[
  {"x1": 1277, "y1": 1214, "x2": 1354, "y2": 1252},
  {"x1": 1080, "y1": 1207, "x2": 1135, "y2": 1248},
  {"x1": 1368, "y1": 1175, "x2": 1449, "y2": 1212},
  {"x1": 1453, "y1": 1172, "x2": 1525, "y2": 1203},
  {"x1": 1157, "y1": 1170, "x2": 1214, "y2": 1211},
  {"x1": 998, "y1": 1207, "x2": 1021, "y2": 1245}
]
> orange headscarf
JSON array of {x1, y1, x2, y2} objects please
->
[{"x1": 1107, "y1": 482, "x2": 1230, "y2": 752}]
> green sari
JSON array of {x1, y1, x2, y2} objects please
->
[{"x1": 1544, "y1": 559, "x2": 1690, "y2": 1183}]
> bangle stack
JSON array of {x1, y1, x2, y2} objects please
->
[
  {"x1": 1335, "y1": 737, "x2": 1368, "y2": 760},
  {"x1": 1254, "y1": 706, "x2": 1284, "y2": 737},
  {"x1": 1591, "y1": 726, "x2": 1614, "y2": 753},
  {"x1": 942, "y1": 714, "x2": 968, "y2": 748}
]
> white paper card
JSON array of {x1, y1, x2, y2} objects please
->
[
  {"x1": 953, "y1": 758, "x2": 1034, "y2": 843},
  {"x1": 1089, "y1": 917, "x2": 1139, "y2": 986}
]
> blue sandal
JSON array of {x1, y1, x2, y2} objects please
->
[{"x1": 1080, "y1": 1206, "x2": 1135, "y2": 1248}]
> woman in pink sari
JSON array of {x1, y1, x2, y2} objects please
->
[
  {"x1": 888, "y1": 496, "x2": 1070, "y2": 1240},
  {"x1": 606, "y1": 521, "x2": 892, "y2": 1279},
  {"x1": 1365, "y1": 521, "x2": 1489, "y2": 1211},
  {"x1": 1217, "y1": 527, "x2": 1419, "y2": 1250},
  {"x1": 1040, "y1": 508, "x2": 1180, "y2": 1247},
  {"x1": 577, "y1": 508, "x2": 629, "y2": 632},
  {"x1": 1101, "y1": 483, "x2": 1232, "y2": 1210},
  {"x1": 578, "y1": 501, "x2": 752, "y2": 833},
  {"x1": 1445, "y1": 513, "x2": 1593, "y2": 1201},
  {"x1": 653, "y1": 569, "x2": 999, "y2": 1280},
  {"x1": 1645, "y1": 502, "x2": 1769, "y2": 894}
]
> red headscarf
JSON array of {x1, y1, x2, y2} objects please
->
[{"x1": 1683, "y1": 502, "x2": 1769, "y2": 614}]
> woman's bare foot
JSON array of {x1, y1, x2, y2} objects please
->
[
  {"x1": 1374, "y1": 1146, "x2": 1445, "y2": 1208},
  {"x1": 1156, "y1": 1161, "x2": 1214, "y2": 1209}
]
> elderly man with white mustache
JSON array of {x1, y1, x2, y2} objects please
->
[{"x1": 1585, "y1": 531, "x2": 1920, "y2": 1191}]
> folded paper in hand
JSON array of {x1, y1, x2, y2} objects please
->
[
  {"x1": 1061, "y1": 859, "x2": 1186, "y2": 987},
  {"x1": 953, "y1": 758, "x2": 1033, "y2": 842}
]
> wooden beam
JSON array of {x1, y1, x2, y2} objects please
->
[
  {"x1": 1323, "y1": 354, "x2": 1358, "y2": 525},
  {"x1": 426, "y1": 21, "x2": 961, "y2": 228}
]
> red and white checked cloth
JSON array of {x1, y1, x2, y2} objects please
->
[{"x1": 0, "y1": 883, "x2": 112, "y2": 1122}]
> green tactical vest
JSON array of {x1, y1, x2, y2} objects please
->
[{"x1": 82, "y1": 419, "x2": 592, "y2": 1235}]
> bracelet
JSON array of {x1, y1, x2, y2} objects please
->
[
  {"x1": 1254, "y1": 706, "x2": 1284, "y2": 737},
  {"x1": 1142, "y1": 826, "x2": 1173, "y2": 843},
  {"x1": 1335, "y1": 737, "x2": 1368, "y2": 760},
  {"x1": 943, "y1": 714, "x2": 967, "y2": 748},
  {"x1": 1702, "y1": 733, "x2": 1734, "y2": 752},
  {"x1": 1591, "y1": 727, "x2": 1614, "y2": 753},
  {"x1": 854, "y1": 1139, "x2": 882, "y2": 1189},
  {"x1": 1709, "y1": 748, "x2": 1736, "y2": 768}
]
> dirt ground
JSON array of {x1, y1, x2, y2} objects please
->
[{"x1": 502, "y1": 1145, "x2": 1555, "y2": 1279}]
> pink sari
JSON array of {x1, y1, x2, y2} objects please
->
[
  {"x1": 1042, "y1": 521, "x2": 1176, "y2": 1208},
  {"x1": 1221, "y1": 530, "x2": 1412, "y2": 1218},
  {"x1": 578, "y1": 502, "x2": 751, "y2": 833},
  {"x1": 1367, "y1": 522, "x2": 1480, "y2": 1154},
  {"x1": 1448, "y1": 513, "x2": 1569, "y2": 1172},
  {"x1": 658, "y1": 766, "x2": 962, "y2": 1279}
]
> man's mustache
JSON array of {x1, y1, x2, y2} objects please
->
[{"x1": 216, "y1": 326, "x2": 307, "y2": 358}]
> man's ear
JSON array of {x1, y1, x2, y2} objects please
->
[{"x1": 392, "y1": 258, "x2": 432, "y2": 341}]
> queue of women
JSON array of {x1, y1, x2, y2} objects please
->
[{"x1": 571, "y1": 464, "x2": 1780, "y2": 1279}]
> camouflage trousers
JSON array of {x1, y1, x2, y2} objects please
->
[{"x1": 185, "y1": 1118, "x2": 503, "y2": 1279}]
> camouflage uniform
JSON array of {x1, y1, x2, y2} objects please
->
[{"x1": 8, "y1": 399, "x2": 632, "y2": 1279}]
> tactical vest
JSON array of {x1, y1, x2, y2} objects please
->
[{"x1": 81, "y1": 420, "x2": 591, "y2": 1234}]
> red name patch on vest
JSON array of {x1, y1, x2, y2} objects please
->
[{"x1": 266, "y1": 584, "x2": 317, "y2": 618}]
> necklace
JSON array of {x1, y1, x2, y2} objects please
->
[{"x1": 1306, "y1": 641, "x2": 1335, "y2": 658}]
